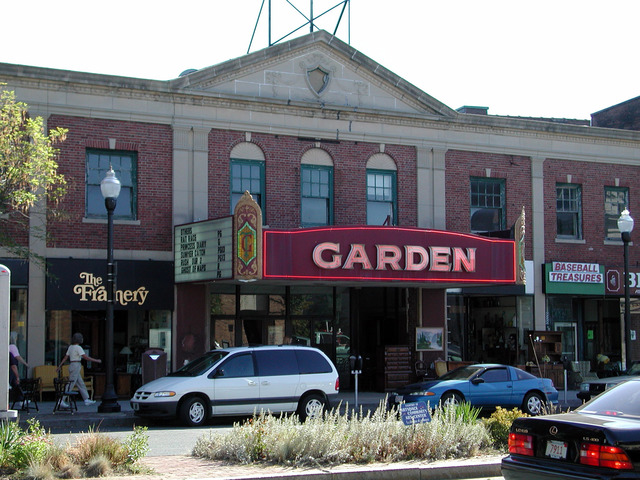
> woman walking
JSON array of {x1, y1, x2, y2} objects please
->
[{"x1": 57, "y1": 333, "x2": 101, "y2": 406}]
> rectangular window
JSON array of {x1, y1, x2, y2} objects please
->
[
  {"x1": 367, "y1": 170, "x2": 397, "y2": 225},
  {"x1": 230, "y1": 159, "x2": 265, "y2": 217},
  {"x1": 556, "y1": 183, "x2": 582, "y2": 239},
  {"x1": 86, "y1": 150, "x2": 137, "y2": 219},
  {"x1": 301, "y1": 165, "x2": 333, "y2": 226},
  {"x1": 604, "y1": 187, "x2": 629, "y2": 240},
  {"x1": 470, "y1": 177, "x2": 505, "y2": 233}
]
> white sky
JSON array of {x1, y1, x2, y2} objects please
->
[{"x1": 3, "y1": 0, "x2": 639, "y2": 119}]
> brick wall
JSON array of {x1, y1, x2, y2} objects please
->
[
  {"x1": 445, "y1": 150, "x2": 533, "y2": 259},
  {"x1": 543, "y1": 158, "x2": 640, "y2": 266},
  {"x1": 47, "y1": 115, "x2": 173, "y2": 251},
  {"x1": 591, "y1": 98, "x2": 640, "y2": 131},
  {"x1": 208, "y1": 129, "x2": 418, "y2": 228}
]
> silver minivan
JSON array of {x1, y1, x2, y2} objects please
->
[{"x1": 130, "y1": 345, "x2": 340, "y2": 426}]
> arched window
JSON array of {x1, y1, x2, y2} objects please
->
[
  {"x1": 301, "y1": 149, "x2": 334, "y2": 226},
  {"x1": 366, "y1": 153, "x2": 397, "y2": 225},
  {"x1": 230, "y1": 143, "x2": 266, "y2": 219}
]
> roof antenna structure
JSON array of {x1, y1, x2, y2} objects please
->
[{"x1": 248, "y1": 0, "x2": 350, "y2": 53}]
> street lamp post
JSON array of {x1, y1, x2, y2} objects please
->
[
  {"x1": 98, "y1": 167, "x2": 122, "y2": 413},
  {"x1": 618, "y1": 208, "x2": 635, "y2": 370}
]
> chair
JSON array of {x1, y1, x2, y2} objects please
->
[
  {"x1": 33, "y1": 365, "x2": 58, "y2": 401},
  {"x1": 11, "y1": 378, "x2": 40, "y2": 413},
  {"x1": 53, "y1": 378, "x2": 79, "y2": 413},
  {"x1": 434, "y1": 360, "x2": 448, "y2": 377},
  {"x1": 415, "y1": 360, "x2": 427, "y2": 378},
  {"x1": 62, "y1": 365, "x2": 94, "y2": 400}
]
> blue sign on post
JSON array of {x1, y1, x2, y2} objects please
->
[{"x1": 400, "y1": 401, "x2": 431, "y2": 425}]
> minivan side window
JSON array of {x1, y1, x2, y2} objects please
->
[
  {"x1": 218, "y1": 353, "x2": 255, "y2": 378},
  {"x1": 254, "y1": 350, "x2": 298, "y2": 376},
  {"x1": 296, "y1": 350, "x2": 332, "y2": 374}
]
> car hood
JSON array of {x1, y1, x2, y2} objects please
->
[
  {"x1": 136, "y1": 375, "x2": 199, "y2": 393},
  {"x1": 393, "y1": 379, "x2": 457, "y2": 394}
]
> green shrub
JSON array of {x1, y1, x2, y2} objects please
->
[
  {"x1": 1, "y1": 423, "x2": 151, "y2": 478},
  {"x1": 482, "y1": 406, "x2": 528, "y2": 449},
  {"x1": 0, "y1": 419, "x2": 52, "y2": 470},
  {"x1": 122, "y1": 426, "x2": 151, "y2": 465},
  {"x1": 448, "y1": 402, "x2": 481, "y2": 424}
]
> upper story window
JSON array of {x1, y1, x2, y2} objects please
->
[
  {"x1": 86, "y1": 149, "x2": 137, "y2": 220},
  {"x1": 556, "y1": 183, "x2": 582, "y2": 239},
  {"x1": 301, "y1": 149, "x2": 333, "y2": 227},
  {"x1": 366, "y1": 153, "x2": 397, "y2": 226},
  {"x1": 230, "y1": 142, "x2": 266, "y2": 221},
  {"x1": 604, "y1": 186, "x2": 629, "y2": 240},
  {"x1": 470, "y1": 177, "x2": 505, "y2": 233}
]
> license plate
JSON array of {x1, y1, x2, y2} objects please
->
[
  {"x1": 131, "y1": 402, "x2": 140, "y2": 411},
  {"x1": 546, "y1": 440, "x2": 568, "y2": 459}
]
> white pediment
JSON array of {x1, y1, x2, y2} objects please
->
[{"x1": 176, "y1": 31, "x2": 455, "y2": 118}]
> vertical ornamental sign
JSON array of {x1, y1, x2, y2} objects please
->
[{"x1": 234, "y1": 191, "x2": 262, "y2": 281}]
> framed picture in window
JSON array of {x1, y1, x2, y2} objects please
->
[{"x1": 416, "y1": 327, "x2": 444, "y2": 351}]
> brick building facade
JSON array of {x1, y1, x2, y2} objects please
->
[{"x1": 1, "y1": 31, "x2": 639, "y2": 394}]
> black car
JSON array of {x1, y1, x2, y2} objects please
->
[{"x1": 502, "y1": 378, "x2": 640, "y2": 479}]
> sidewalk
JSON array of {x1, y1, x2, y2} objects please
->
[
  {"x1": 15, "y1": 389, "x2": 583, "y2": 432},
  {"x1": 134, "y1": 453, "x2": 505, "y2": 480},
  {"x1": 14, "y1": 391, "x2": 393, "y2": 432}
]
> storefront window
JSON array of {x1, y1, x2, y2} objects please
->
[
  {"x1": 147, "y1": 310, "x2": 172, "y2": 373},
  {"x1": 45, "y1": 310, "x2": 73, "y2": 367},
  {"x1": 10, "y1": 288, "x2": 28, "y2": 377},
  {"x1": 209, "y1": 286, "x2": 350, "y2": 384},
  {"x1": 446, "y1": 294, "x2": 465, "y2": 361},
  {"x1": 210, "y1": 294, "x2": 236, "y2": 315},
  {"x1": 46, "y1": 309, "x2": 172, "y2": 377},
  {"x1": 290, "y1": 286, "x2": 333, "y2": 316},
  {"x1": 516, "y1": 296, "x2": 534, "y2": 364}
]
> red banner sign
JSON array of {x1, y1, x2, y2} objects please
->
[{"x1": 263, "y1": 226, "x2": 516, "y2": 285}]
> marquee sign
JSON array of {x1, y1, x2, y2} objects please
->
[
  {"x1": 174, "y1": 217, "x2": 234, "y2": 283},
  {"x1": 263, "y1": 227, "x2": 516, "y2": 284}
]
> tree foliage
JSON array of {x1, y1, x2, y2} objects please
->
[{"x1": 0, "y1": 86, "x2": 68, "y2": 254}]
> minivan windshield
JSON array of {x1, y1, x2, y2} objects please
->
[{"x1": 168, "y1": 351, "x2": 228, "y2": 377}]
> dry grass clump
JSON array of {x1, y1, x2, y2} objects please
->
[
  {"x1": 0, "y1": 423, "x2": 150, "y2": 479},
  {"x1": 193, "y1": 401, "x2": 491, "y2": 467}
]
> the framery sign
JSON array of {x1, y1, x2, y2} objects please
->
[{"x1": 263, "y1": 227, "x2": 517, "y2": 284}]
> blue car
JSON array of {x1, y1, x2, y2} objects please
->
[{"x1": 388, "y1": 364, "x2": 558, "y2": 415}]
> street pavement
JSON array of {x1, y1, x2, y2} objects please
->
[{"x1": 11, "y1": 390, "x2": 583, "y2": 480}]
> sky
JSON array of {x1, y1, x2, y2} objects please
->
[{"x1": 3, "y1": 0, "x2": 639, "y2": 120}]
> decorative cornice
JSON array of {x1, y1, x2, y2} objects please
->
[{"x1": 2, "y1": 64, "x2": 640, "y2": 164}]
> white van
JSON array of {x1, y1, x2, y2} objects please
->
[{"x1": 130, "y1": 345, "x2": 340, "y2": 426}]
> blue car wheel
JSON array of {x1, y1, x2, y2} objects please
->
[
  {"x1": 523, "y1": 392, "x2": 544, "y2": 415},
  {"x1": 441, "y1": 391, "x2": 463, "y2": 407}
]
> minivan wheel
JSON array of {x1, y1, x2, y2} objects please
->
[
  {"x1": 180, "y1": 397, "x2": 208, "y2": 427},
  {"x1": 298, "y1": 393, "x2": 326, "y2": 421}
]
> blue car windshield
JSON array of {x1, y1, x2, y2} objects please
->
[
  {"x1": 168, "y1": 351, "x2": 228, "y2": 376},
  {"x1": 439, "y1": 366, "x2": 483, "y2": 381}
]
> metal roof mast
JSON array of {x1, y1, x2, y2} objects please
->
[{"x1": 248, "y1": 0, "x2": 351, "y2": 53}]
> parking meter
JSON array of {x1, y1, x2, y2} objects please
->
[
  {"x1": 349, "y1": 355, "x2": 363, "y2": 374},
  {"x1": 350, "y1": 354, "x2": 363, "y2": 408}
]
